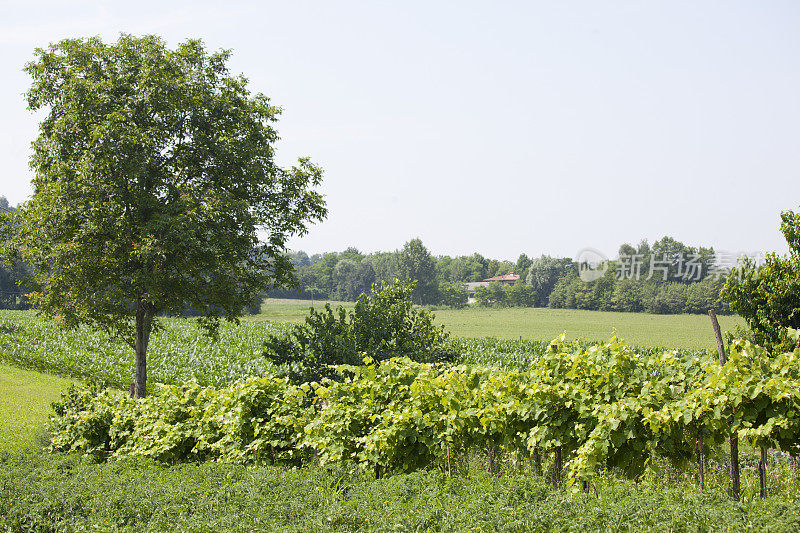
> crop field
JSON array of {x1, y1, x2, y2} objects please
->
[
  {"x1": 255, "y1": 298, "x2": 745, "y2": 349},
  {"x1": 0, "y1": 309, "x2": 721, "y2": 390},
  {"x1": 0, "y1": 311, "x2": 292, "y2": 389}
]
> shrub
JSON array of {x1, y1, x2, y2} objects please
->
[
  {"x1": 48, "y1": 376, "x2": 309, "y2": 465},
  {"x1": 264, "y1": 279, "x2": 456, "y2": 383}
]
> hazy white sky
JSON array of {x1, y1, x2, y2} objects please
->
[{"x1": 1, "y1": 1, "x2": 798, "y2": 260}]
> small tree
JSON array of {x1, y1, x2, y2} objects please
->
[
  {"x1": 722, "y1": 206, "x2": 800, "y2": 349},
  {"x1": 438, "y1": 281, "x2": 469, "y2": 308},
  {"x1": 11, "y1": 35, "x2": 326, "y2": 397}
]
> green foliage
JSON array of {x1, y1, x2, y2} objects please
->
[
  {"x1": 332, "y1": 259, "x2": 375, "y2": 301},
  {"x1": 0, "y1": 198, "x2": 30, "y2": 310},
  {"x1": 645, "y1": 282, "x2": 688, "y2": 314},
  {"x1": 0, "y1": 311, "x2": 294, "y2": 389},
  {"x1": 507, "y1": 282, "x2": 536, "y2": 307},
  {"x1": 48, "y1": 329, "x2": 800, "y2": 493},
  {"x1": 723, "y1": 206, "x2": 800, "y2": 349},
  {"x1": 475, "y1": 281, "x2": 508, "y2": 306},
  {"x1": 277, "y1": 235, "x2": 727, "y2": 315},
  {"x1": 308, "y1": 333, "x2": 800, "y2": 486},
  {"x1": 475, "y1": 282, "x2": 539, "y2": 308},
  {"x1": 396, "y1": 238, "x2": 438, "y2": 304},
  {"x1": 263, "y1": 280, "x2": 455, "y2": 383},
  {"x1": 11, "y1": 34, "x2": 326, "y2": 396},
  {"x1": 49, "y1": 376, "x2": 309, "y2": 466},
  {"x1": 4, "y1": 451, "x2": 800, "y2": 532},
  {"x1": 526, "y1": 255, "x2": 572, "y2": 307},
  {"x1": 438, "y1": 281, "x2": 469, "y2": 308},
  {"x1": 550, "y1": 268, "x2": 731, "y2": 315}
]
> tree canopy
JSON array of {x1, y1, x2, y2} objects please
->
[
  {"x1": 11, "y1": 34, "x2": 326, "y2": 396},
  {"x1": 722, "y1": 206, "x2": 800, "y2": 349}
]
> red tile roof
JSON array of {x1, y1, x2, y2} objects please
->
[{"x1": 483, "y1": 273, "x2": 520, "y2": 282}]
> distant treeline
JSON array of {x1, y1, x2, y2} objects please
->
[
  {"x1": 1, "y1": 190, "x2": 730, "y2": 315},
  {"x1": 272, "y1": 236, "x2": 732, "y2": 315},
  {"x1": 0, "y1": 197, "x2": 30, "y2": 310}
]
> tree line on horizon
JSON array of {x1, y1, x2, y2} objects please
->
[
  {"x1": 2, "y1": 193, "x2": 731, "y2": 316},
  {"x1": 270, "y1": 236, "x2": 732, "y2": 315}
]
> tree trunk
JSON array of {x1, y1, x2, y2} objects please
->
[{"x1": 134, "y1": 301, "x2": 153, "y2": 399}]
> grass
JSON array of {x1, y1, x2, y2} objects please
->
[
  {"x1": 434, "y1": 307, "x2": 745, "y2": 349},
  {"x1": 2, "y1": 452, "x2": 800, "y2": 532},
  {"x1": 257, "y1": 299, "x2": 745, "y2": 350},
  {"x1": 0, "y1": 363, "x2": 76, "y2": 453},
  {"x1": 250, "y1": 298, "x2": 354, "y2": 323}
]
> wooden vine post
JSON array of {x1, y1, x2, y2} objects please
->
[
  {"x1": 709, "y1": 309, "x2": 740, "y2": 500},
  {"x1": 697, "y1": 429, "x2": 705, "y2": 491},
  {"x1": 549, "y1": 341, "x2": 563, "y2": 490},
  {"x1": 487, "y1": 441, "x2": 496, "y2": 475},
  {"x1": 759, "y1": 447, "x2": 768, "y2": 498},
  {"x1": 552, "y1": 447, "x2": 562, "y2": 490},
  {"x1": 531, "y1": 448, "x2": 542, "y2": 476}
]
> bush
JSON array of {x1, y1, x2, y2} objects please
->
[
  {"x1": 48, "y1": 377, "x2": 309, "y2": 466},
  {"x1": 264, "y1": 279, "x2": 456, "y2": 383}
]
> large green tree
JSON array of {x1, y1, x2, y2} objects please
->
[
  {"x1": 526, "y1": 255, "x2": 571, "y2": 307},
  {"x1": 396, "y1": 238, "x2": 437, "y2": 304},
  {"x1": 12, "y1": 35, "x2": 326, "y2": 397},
  {"x1": 722, "y1": 206, "x2": 800, "y2": 349}
]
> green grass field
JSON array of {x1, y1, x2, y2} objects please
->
[
  {"x1": 434, "y1": 307, "x2": 745, "y2": 349},
  {"x1": 256, "y1": 299, "x2": 745, "y2": 349},
  {"x1": 252, "y1": 297, "x2": 353, "y2": 322},
  {"x1": 0, "y1": 363, "x2": 76, "y2": 452}
]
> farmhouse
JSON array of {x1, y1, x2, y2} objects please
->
[{"x1": 464, "y1": 273, "x2": 521, "y2": 303}]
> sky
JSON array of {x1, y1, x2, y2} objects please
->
[{"x1": 1, "y1": 1, "x2": 798, "y2": 261}]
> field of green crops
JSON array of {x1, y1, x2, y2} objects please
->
[
  {"x1": 0, "y1": 311, "x2": 296, "y2": 389},
  {"x1": 249, "y1": 299, "x2": 746, "y2": 350},
  {"x1": 250, "y1": 299, "x2": 744, "y2": 349},
  {"x1": 0, "y1": 309, "x2": 718, "y2": 391}
]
